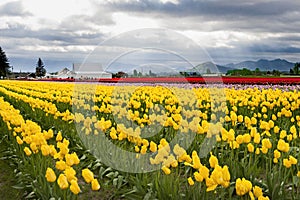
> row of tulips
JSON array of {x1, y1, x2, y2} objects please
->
[
  {"x1": 0, "y1": 95, "x2": 100, "y2": 199},
  {"x1": 0, "y1": 80, "x2": 300, "y2": 199}
]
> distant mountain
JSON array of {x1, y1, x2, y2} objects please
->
[
  {"x1": 189, "y1": 62, "x2": 234, "y2": 74},
  {"x1": 98, "y1": 59, "x2": 296, "y2": 75},
  {"x1": 225, "y1": 59, "x2": 295, "y2": 71}
]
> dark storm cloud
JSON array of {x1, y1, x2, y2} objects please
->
[
  {"x1": 0, "y1": 1, "x2": 31, "y2": 17},
  {"x1": 205, "y1": 41, "x2": 300, "y2": 65},
  {"x1": 249, "y1": 45, "x2": 300, "y2": 53},
  {"x1": 105, "y1": 0, "x2": 300, "y2": 33},
  {"x1": 107, "y1": 0, "x2": 300, "y2": 19},
  {"x1": 0, "y1": 21, "x2": 105, "y2": 45}
]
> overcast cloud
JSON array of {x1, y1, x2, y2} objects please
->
[{"x1": 0, "y1": 0, "x2": 299, "y2": 72}]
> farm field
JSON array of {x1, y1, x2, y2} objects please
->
[
  {"x1": 33, "y1": 76, "x2": 300, "y2": 84},
  {"x1": 0, "y1": 80, "x2": 300, "y2": 199}
]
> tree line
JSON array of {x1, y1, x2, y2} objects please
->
[
  {"x1": 290, "y1": 63, "x2": 300, "y2": 75},
  {"x1": 0, "y1": 46, "x2": 10, "y2": 78},
  {"x1": 0, "y1": 46, "x2": 46, "y2": 78},
  {"x1": 227, "y1": 63, "x2": 300, "y2": 76},
  {"x1": 226, "y1": 68, "x2": 281, "y2": 76}
]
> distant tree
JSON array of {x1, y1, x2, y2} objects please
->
[
  {"x1": 149, "y1": 70, "x2": 156, "y2": 77},
  {"x1": 180, "y1": 71, "x2": 188, "y2": 77},
  {"x1": 113, "y1": 71, "x2": 128, "y2": 78},
  {"x1": 272, "y1": 70, "x2": 280, "y2": 76},
  {"x1": 240, "y1": 68, "x2": 253, "y2": 76},
  {"x1": 226, "y1": 68, "x2": 253, "y2": 76},
  {"x1": 293, "y1": 63, "x2": 300, "y2": 75},
  {"x1": 226, "y1": 70, "x2": 233, "y2": 76},
  {"x1": 138, "y1": 72, "x2": 142, "y2": 77},
  {"x1": 133, "y1": 69, "x2": 138, "y2": 77},
  {"x1": 149, "y1": 70, "x2": 153, "y2": 76},
  {"x1": 254, "y1": 68, "x2": 261, "y2": 76},
  {"x1": 206, "y1": 68, "x2": 211, "y2": 74},
  {"x1": 0, "y1": 46, "x2": 11, "y2": 78},
  {"x1": 290, "y1": 68, "x2": 294, "y2": 75},
  {"x1": 35, "y1": 58, "x2": 46, "y2": 77}
]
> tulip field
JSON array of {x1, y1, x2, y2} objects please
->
[{"x1": 0, "y1": 80, "x2": 300, "y2": 199}]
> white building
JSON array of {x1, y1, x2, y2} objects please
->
[
  {"x1": 57, "y1": 68, "x2": 76, "y2": 78},
  {"x1": 46, "y1": 68, "x2": 76, "y2": 78},
  {"x1": 72, "y1": 63, "x2": 112, "y2": 79}
]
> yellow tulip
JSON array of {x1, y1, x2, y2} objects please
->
[
  {"x1": 243, "y1": 134, "x2": 251, "y2": 144},
  {"x1": 41, "y1": 145, "x2": 50, "y2": 156},
  {"x1": 209, "y1": 153, "x2": 218, "y2": 168},
  {"x1": 205, "y1": 177, "x2": 217, "y2": 192},
  {"x1": 247, "y1": 143, "x2": 254, "y2": 153},
  {"x1": 45, "y1": 167, "x2": 56, "y2": 183},
  {"x1": 283, "y1": 159, "x2": 292, "y2": 168},
  {"x1": 194, "y1": 171, "x2": 204, "y2": 182},
  {"x1": 262, "y1": 138, "x2": 272, "y2": 149},
  {"x1": 91, "y1": 179, "x2": 100, "y2": 191},
  {"x1": 188, "y1": 177, "x2": 195, "y2": 186},
  {"x1": 56, "y1": 160, "x2": 67, "y2": 171},
  {"x1": 140, "y1": 145, "x2": 147, "y2": 155},
  {"x1": 57, "y1": 174, "x2": 69, "y2": 190},
  {"x1": 273, "y1": 150, "x2": 281, "y2": 159},
  {"x1": 253, "y1": 186, "x2": 263, "y2": 198},
  {"x1": 191, "y1": 150, "x2": 201, "y2": 169},
  {"x1": 255, "y1": 148, "x2": 260, "y2": 155},
  {"x1": 273, "y1": 126, "x2": 280, "y2": 134},
  {"x1": 161, "y1": 165, "x2": 171, "y2": 175},
  {"x1": 82, "y1": 168, "x2": 94, "y2": 183},
  {"x1": 70, "y1": 180, "x2": 81, "y2": 194},
  {"x1": 199, "y1": 165, "x2": 210, "y2": 180},
  {"x1": 235, "y1": 178, "x2": 252, "y2": 196},
  {"x1": 236, "y1": 135, "x2": 244, "y2": 145},
  {"x1": 149, "y1": 141, "x2": 157, "y2": 152},
  {"x1": 24, "y1": 147, "x2": 32, "y2": 156},
  {"x1": 289, "y1": 155, "x2": 297, "y2": 165},
  {"x1": 253, "y1": 133, "x2": 260, "y2": 144},
  {"x1": 56, "y1": 131, "x2": 62, "y2": 142},
  {"x1": 16, "y1": 136, "x2": 23, "y2": 145},
  {"x1": 277, "y1": 139, "x2": 289, "y2": 152},
  {"x1": 64, "y1": 167, "x2": 77, "y2": 183}
]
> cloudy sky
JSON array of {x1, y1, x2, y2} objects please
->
[{"x1": 1, "y1": 0, "x2": 300, "y2": 72}]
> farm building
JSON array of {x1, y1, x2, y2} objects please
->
[{"x1": 45, "y1": 68, "x2": 76, "y2": 79}]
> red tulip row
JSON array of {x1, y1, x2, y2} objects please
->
[{"x1": 22, "y1": 76, "x2": 300, "y2": 84}]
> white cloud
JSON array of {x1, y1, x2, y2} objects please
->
[
  {"x1": 0, "y1": 0, "x2": 31, "y2": 16},
  {"x1": 108, "y1": 12, "x2": 160, "y2": 35},
  {"x1": 24, "y1": 0, "x2": 93, "y2": 21},
  {"x1": 160, "y1": 0, "x2": 179, "y2": 4}
]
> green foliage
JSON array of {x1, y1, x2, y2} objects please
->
[
  {"x1": 226, "y1": 68, "x2": 281, "y2": 76},
  {"x1": 293, "y1": 63, "x2": 300, "y2": 75},
  {"x1": 1, "y1": 81, "x2": 300, "y2": 199},
  {"x1": 36, "y1": 58, "x2": 46, "y2": 77},
  {"x1": 0, "y1": 120, "x2": 23, "y2": 199},
  {"x1": 206, "y1": 68, "x2": 212, "y2": 74},
  {"x1": 0, "y1": 46, "x2": 11, "y2": 78},
  {"x1": 227, "y1": 68, "x2": 255, "y2": 76},
  {"x1": 272, "y1": 70, "x2": 281, "y2": 76}
]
